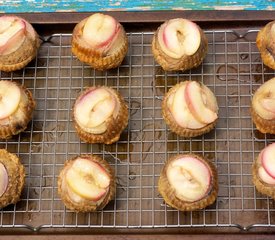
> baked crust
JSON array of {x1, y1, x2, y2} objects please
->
[
  {"x1": 0, "y1": 149, "x2": 25, "y2": 209},
  {"x1": 251, "y1": 106, "x2": 275, "y2": 134},
  {"x1": 158, "y1": 154, "x2": 218, "y2": 211},
  {"x1": 58, "y1": 155, "x2": 116, "y2": 212},
  {"x1": 252, "y1": 153, "x2": 275, "y2": 199},
  {"x1": 256, "y1": 20, "x2": 275, "y2": 70}
]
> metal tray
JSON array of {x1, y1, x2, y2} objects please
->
[{"x1": 0, "y1": 25, "x2": 275, "y2": 233}]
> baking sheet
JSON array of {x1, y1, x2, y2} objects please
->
[{"x1": 0, "y1": 29, "x2": 274, "y2": 232}]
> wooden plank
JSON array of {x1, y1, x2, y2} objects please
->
[
  {"x1": 1, "y1": 234, "x2": 275, "y2": 240},
  {"x1": 0, "y1": 0, "x2": 274, "y2": 13},
  {"x1": 7, "y1": 10, "x2": 275, "y2": 25}
]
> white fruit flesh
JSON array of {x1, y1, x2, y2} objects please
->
[
  {"x1": 261, "y1": 98, "x2": 275, "y2": 114},
  {"x1": 0, "y1": 17, "x2": 26, "y2": 55},
  {"x1": 258, "y1": 166, "x2": 275, "y2": 185},
  {"x1": 167, "y1": 156, "x2": 211, "y2": 202},
  {"x1": 82, "y1": 13, "x2": 118, "y2": 48},
  {"x1": 158, "y1": 18, "x2": 201, "y2": 59},
  {"x1": 0, "y1": 163, "x2": 8, "y2": 197},
  {"x1": 170, "y1": 83, "x2": 205, "y2": 129},
  {"x1": 253, "y1": 78, "x2": 275, "y2": 120},
  {"x1": 184, "y1": 81, "x2": 217, "y2": 124},
  {"x1": 261, "y1": 143, "x2": 275, "y2": 179},
  {"x1": 75, "y1": 88, "x2": 116, "y2": 129},
  {"x1": 0, "y1": 17, "x2": 13, "y2": 33},
  {"x1": 66, "y1": 169, "x2": 106, "y2": 201},
  {"x1": 72, "y1": 158, "x2": 110, "y2": 188},
  {"x1": 65, "y1": 157, "x2": 110, "y2": 201},
  {"x1": 0, "y1": 81, "x2": 21, "y2": 120},
  {"x1": 201, "y1": 84, "x2": 218, "y2": 112}
]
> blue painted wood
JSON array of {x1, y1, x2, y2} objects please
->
[{"x1": 0, "y1": 0, "x2": 274, "y2": 13}]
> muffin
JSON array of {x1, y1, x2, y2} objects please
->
[
  {"x1": 253, "y1": 143, "x2": 275, "y2": 199},
  {"x1": 158, "y1": 154, "x2": 218, "y2": 211},
  {"x1": 58, "y1": 155, "x2": 116, "y2": 212},
  {"x1": 73, "y1": 86, "x2": 128, "y2": 144},
  {"x1": 0, "y1": 149, "x2": 25, "y2": 209},
  {"x1": 0, "y1": 80, "x2": 35, "y2": 139},
  {"x1": 152, "y1": 18, "x2": 208, "y2": 71},
  {"x1": 71, "y1": 13, "x2": 128, "y2": 70},
  {"x1": 256, "y1": 20, "x2": 275, "y2": 70},
  {"x1": 251, "y1": 77, "x2": 275, "y2": 134},
  {"x1": 162, "y1": 81, "x2": 218, "y2": 137},
  {"x1": 0, "y1": 15, "x2": 41, "y2": 72}
]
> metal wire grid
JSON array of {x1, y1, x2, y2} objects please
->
[{"x1": 0, "y1": 29, "x2": 274, "y2": 232}]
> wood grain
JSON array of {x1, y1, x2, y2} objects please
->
[
  {"x1": 0, "y1": 0, "x2": 274, "y2": 13},
  {"x1": 2, "y1": 11, "x2": 275, "y2": 25},
  {"x1": 1, "y1": 234, "x2": 275, "y2": 240}
]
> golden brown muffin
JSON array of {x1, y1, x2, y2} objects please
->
[
  {"x1": 0, "y1": 80, "x2": 35, "y2": 139},
  {"x1": 162, "y1": 81, "x2": 218, "y2": 137},
  {"x1": 71, "y1": 13, "x2": 128, "y2": 70},
  {"x1": 152, "y1": 18, "x2": 208, "y2": 71},
  {"x1": 73, "y1": 86, "x2": 128, "y2": 144},
  {"x1": 158, "y1": 154, "x2": 218, "y2": 211},
  {"x1": 0, "y1": 149, "x2": 25, "y2": 209},
  {"x1": 58, "y1": 155, "x2": 116, "y2": 212},
  {"x1": 0, "y1": 15, "x2": 41, "y2": 72},
  {"x1": 252, "y1": 143, "x2": 275, "y2": 199},
  {"x1": 251, "y1": 77, "x2": 275, "y2": 134},
  {"x1": 256, "y1": 20, "x2": 275, "y2": 70}
]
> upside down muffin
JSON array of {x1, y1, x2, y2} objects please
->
[
  {"x1": 71, "y1": 13, "x2": 128, "y2": 70},
  {"x1": 0, "y1": 15, "x2": 41, "y2": 72},
  {"x1": 73, "y1": 86, "x2": 128, "y2": 144},
  {"x1": 162, "y1": 81, "x2": 218, "y2": 137},
  {"x1": 152, "y1": 18, "x2": 208, "y2": 71},
  {"x1": 58, "y1": 155, "x2": 115, "y2": 212},
  {"x1": 158, "y1": 154, "x2": 218, "y2": 211}
]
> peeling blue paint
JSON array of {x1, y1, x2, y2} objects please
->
[{"x1": 0, "y1": 0, "x2": 274, "y2": 12}]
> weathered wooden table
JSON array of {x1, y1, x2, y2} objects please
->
[{"x1": 0, "y1": 0, "x2": 274, "y2": 12}]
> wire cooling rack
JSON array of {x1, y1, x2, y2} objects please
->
[{"x1": 0, "y1": 29, "x2": 274, "y2": 232}]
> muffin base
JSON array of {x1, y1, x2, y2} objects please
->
[
  {"x1": 252, "y1": 155, "x2": 275, "y2": 199},
  {"x1": 256, "y1": 21, "x2": 275, "y2": 70},
  {"x1": 152, "y1": 25, "x2": 208, "y2": 72},
  {"x1": 58, "y1": 155, "x2": 116, "y2": 212},
  {"x1": 73, "y1": 87, "x2": 128, "y2": 144},
  {"x1": 251, "y1": 107, "x2": 275, "y2": 134},
  {"x1": 0, "y1": 149, "x2": 25, "y2": 209},
  {"x1": 158, "y1": 154, "x2": 218, "y2": 211},
  {"x1": 0, "y1": 83, "x2": 36, "y2": 139}
]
